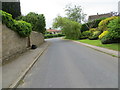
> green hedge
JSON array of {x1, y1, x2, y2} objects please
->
[
  {"x1": 45, "y1": 33, "x2": 65, "y2": 39},
  {"x1": 1, "y1": 10, "x2": 32, "y2": 37},
  {"x1": 101, "y1": 17, "x2": 120, "y2": 44}
]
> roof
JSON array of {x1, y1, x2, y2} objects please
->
[
  {"x1": 88, "y1": 13, "x2": 112, "y2": 21},
  {"x1": 47, "y1": 29, "x2": 61, "y2": 32}
]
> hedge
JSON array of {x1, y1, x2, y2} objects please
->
[
  {"x1": 45, "y1": 33, "x2": 65, "y2": 39},
  {"x1": 100, "y1": 17, "x2": 120, "y2": 44},
  {"x1": 1, "y1": 10, "x2": 32, "y2": 37}
]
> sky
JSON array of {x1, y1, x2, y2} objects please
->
[{"x1": 20, "y1": 0, "x2": 119, "y2": 29}]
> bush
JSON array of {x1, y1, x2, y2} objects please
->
[
  {"x1": 1, "y1": 10, "x2": 32, "y2": 37},
  {"x1": 89, "y1": 31, "x2": 101, "y2": 40},
  {"x1": 14, "y1": 20, "x2": 32, "y2": 37},
  {"x1": 20, "y1": 12, "x2": 46, "y2": 34},
  {"x1": 80, "y1": 23, "x2": 89, "y2": 32},
  {"x1": 98, "y1": 16, "x2": 117, "y2": 31},
  {"x1": 81, "y1": 31, "x2": 91, "y2": 39},
  {"x1": 1, "y1": 10, "x2": 15, "y2": 29},
  {"x1": 80, "y1": 17, "x2": 106, "y2": 32},
  {"x1": 101, "y1": 17, "x2": 120, "y2": 44},
  {"x1": 99, "y1": 30, "x2": 109, "y2": 39}
]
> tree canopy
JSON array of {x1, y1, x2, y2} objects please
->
[
  {"x1": 65, "y1": 4, "x2": 86, "y2": 23},
  {"x1": 53, "y1": 16, "x2": 81, "y2": 40}
]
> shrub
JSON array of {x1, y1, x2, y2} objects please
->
[
  {"x1": 89, "y1": 31, "x2": 101, "y2": 40},
  {"x1": 99, "y1": 30, "x2": 109, "y2": 39},
  {"x1": 1, "y1": 10, "x2": 15, "y2": 29},
  {"x1": 80, "y1": 23, "x2": 89, "y2": 32},
  {"x1": 80, "y1": 17, "x2": 106, "y2": 32},
  {"x1": 14, "y1": 20, "x2": 32, "y2": 37},
  {"x1": 21, "y1": 12, "x2": 46, "y2": 34},
  {"x1": 98, "y1": 16, "x2": 117, "y2": 31},
  {"x1": 1, "y1": 10, "x2": 32, "y2": 37},
  {"x1": 101, "y1": 17, "x2": 120, "y2": 44},
  {"x1": 89, "y1": 28, "x2": 98, "y2": 32},
  {"x1": 81, "y1": 31, "x2": 91, "y2": 39}
]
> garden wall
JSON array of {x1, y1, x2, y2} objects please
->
[
  {"x1": 2, "y1": 24, "x2": 28, "y2": 62},
  {"x1": 2, "y1": 24, "x2": 44, "y2": 64},
  {"x1": 30, "y1": 31, "x2": 44, "y2": 46}
]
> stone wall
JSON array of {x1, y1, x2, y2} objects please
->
[
  {"x1": 2, "y1": 25, "x2": 44, "y2": 64},
  {"x1": 30, "y1": 31, "x2": 44, "y2": 47},
  {"x1": 2, "y1": 25, "x2": 28, "y2": 61}
]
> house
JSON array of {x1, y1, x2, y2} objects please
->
[
  {"x1": 47, "y1": 29, "x2": 61, "y2": 34},
  {"x1": 88, "y1": 13, "x2": 112, "y2": 21}
]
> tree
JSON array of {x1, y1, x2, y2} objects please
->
[
  {"x1": 65, "y1": 4, "x2": 86, "y2": 23},
  {"x1": 53, "y1": 16, "x2": 81, "y2": 40},
  {"x1": 21, "y1": 12, "x2": 46, "y2": 34}
]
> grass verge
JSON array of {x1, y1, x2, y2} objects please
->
[{"x1": 76, "y1": 39, "x2": 120, "y2": 51}]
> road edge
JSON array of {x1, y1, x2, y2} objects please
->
[
  {"x1": 62, "y1": 38, "x2": 119, "y2": 58},
  {"x1": 8, "y1": 41, "x2": 50, "y2": 89}
]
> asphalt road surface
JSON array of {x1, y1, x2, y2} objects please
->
[{"x1": 18, "y1": 38, "x2": 118, "y2": 88}]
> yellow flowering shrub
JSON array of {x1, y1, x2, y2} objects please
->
[
  {"x1": 98, "y1": 16, "x2": 118, "y2": 31},
  {"x1": 99, "y1": 30, "x2": 109, "y2": 39},
  {"x1": 99, "y1": 16, "x2": 117, "y2": 26},
  {"x1": 89, "y1": 28, "x2": 97, "y2": 32}
]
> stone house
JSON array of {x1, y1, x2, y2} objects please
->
[{"x1": 88, "y1": 13, "x2": 112, "y2": 21}]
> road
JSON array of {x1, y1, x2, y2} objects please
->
[{"x1": 18, "y1": 38, "x2": 118, "y2": 88}]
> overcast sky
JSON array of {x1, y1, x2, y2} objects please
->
[{"x1": 20, "y1": 0, "x2": 119, "y2": 29}]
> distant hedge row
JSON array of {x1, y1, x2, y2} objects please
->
[
  {"x1": 1, "y1": 10, "x2": 32, "y2": 37},
  {"x1": 45, "y1": 33, "x2": 65, "y2": 39}
]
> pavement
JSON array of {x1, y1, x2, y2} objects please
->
[
  {"x1": 1, "y1": 38, "x2": 119, "y2": 89},
  {"x1": 71, "y1": 40, "x2": 119, "y2": 58},
  {"x1": 1, "y1": 41, "x2": 50, "y2": 89}
]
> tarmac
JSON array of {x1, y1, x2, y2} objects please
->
[{"x1": 1, "y1": 38, "x2": 119, "y2": 89}]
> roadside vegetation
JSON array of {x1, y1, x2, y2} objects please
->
[
  {"x1": 76, "y1": 39, "x2": 120, "y2": 51},
  {"x1": 52, "y1": 4, "x2": 120, "y2": 51},
  {"x1": 1, "y1": 10, "x2": 46, "y2": 37},
  {"x1": 44, "y1": 33, "x2": 65, "y2": 39}
]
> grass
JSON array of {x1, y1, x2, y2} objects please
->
[{"x1": 77, "y1": 39, "x2": 120, "y2": 51}]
